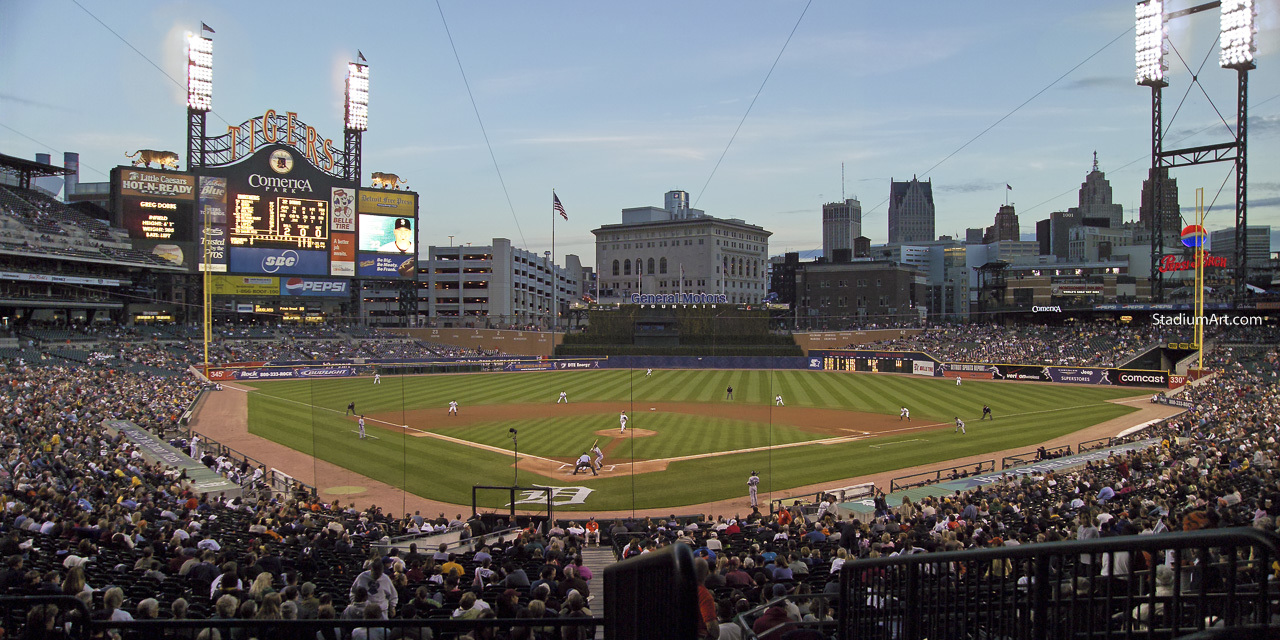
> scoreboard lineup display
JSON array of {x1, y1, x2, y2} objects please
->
[{"x1": 230, "y1": 194, "x2": 329, "y2": 250}]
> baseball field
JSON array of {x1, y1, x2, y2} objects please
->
[{"x1": 239, "y1": 368, "x2": 1146, "y2": 512}]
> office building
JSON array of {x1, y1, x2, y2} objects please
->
[
  {"x1": 1210, "y1": 226, "x2": 1272, "y2": 267},
  {"x1": 592, "y1": 190, "x2": 771, "y2": 304},
  {"x1": 822, "y1": 198, "x2": 861, "y2": 261},
  {"x1": 796, "y1": 260, "x2": 927, "y2": 327},
  {"x1": 1077, "y1": 154, "x2": 1123, "y2": 227},
  {"x1": 987, "y1": 204, "x2": 1020, "y2": 243},
  {"x1": 1140, "y1": 167, "x2": 1181, "y2": 244},
  {"x1": 888, "y1": 177, "x2": 935, "y2": 243}
]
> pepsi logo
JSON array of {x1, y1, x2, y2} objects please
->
[{"x1": 283, "y1": 278, "x2": 347, "y2": 295}]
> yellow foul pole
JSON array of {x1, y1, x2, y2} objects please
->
[{"x1": 1195, "y1": 188, "x2": 1204, "y2": 371}]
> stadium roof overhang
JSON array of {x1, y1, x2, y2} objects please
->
[{"x1": 0, "y1": 153, "x2": 72, "y2": 190}]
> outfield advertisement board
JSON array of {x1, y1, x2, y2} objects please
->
[
  {"x1": 209, "y1": 275, "x2": 279, "y2": 296},
  {"x1": 207, "y1": 365, "x2": 356, "y2": 380},
  {"x1": 279, "y1": 277, "x2": 349, "y2": 297},
  {"x1": 808, "y1": 351, "x2": 1172, "y2": 388},
  {"x1": 1153, "y1": 395, "x2": 1196, "y2": 409},
  {"x1": 357, "y1": 252, "x2": 416, "y2": 278},
  {"x1": 229, "y1": 247, "x2": 329, "y2": 276},
  {"x1": 1042, "y1": 367, "x2": 1109, "y2": 385}
]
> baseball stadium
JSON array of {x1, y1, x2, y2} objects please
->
[{"x1": 3, "y1": 3, "x2": 1280, "y2": 640}]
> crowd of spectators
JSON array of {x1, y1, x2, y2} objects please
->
[
  {"x1": 645, "y1": 345, "x2": 1279, "y2": 637},
  {"x1": 854, "y1": 322, "x2": 1171, "y2": 367},
  {"x1": 0, "y1": 320, "x2": 1276, "y2": 637}
]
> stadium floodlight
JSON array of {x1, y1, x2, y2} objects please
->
[
  {"x1": 1135, "y1": 0, "x2": 1166, "y2": 85},
  {"x1": 345, "y1": 62, "x2": 369, "y2": 131},
  {"x1": 186, "y1": 32, "x2": 213, "y2": 111},
  {"x1": 1220, "y1": 0, "x2": 1257, "y2": 68}
]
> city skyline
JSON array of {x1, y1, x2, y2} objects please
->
[{"x1": 1, "y1": 1, "x2": 1277, "y2": 264}]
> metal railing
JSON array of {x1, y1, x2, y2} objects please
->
[
  {"x1": 1002, "y1": 445, "x2": 1073, "y2": 469},
  {"x1": 889, "y1": 460, "x2": 996, "y2": 492},
  {"x1": 838, "y1": 527, "x2": 1280, "y2": 640}
]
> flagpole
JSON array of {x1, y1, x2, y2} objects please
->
[{"x1": 551, "y1": 190, "x2": 556, "y2": 331}]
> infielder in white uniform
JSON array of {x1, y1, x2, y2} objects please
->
[
  {"x1": 645, "y1": 369, "x2": 653, "y2": 377},
  {"x1": 374, "y1": 373, "x2": 381, "y2": 384},
  {"x1": 591, "y1": 443, "x2": 604, "y2": 470},
  {"x1": 900, "y1": 407, "x2": 910, "y2": 421},
  {"x1": 775, "y1": 395, "x2": 784, "y2": 406},
  {"x1": 358, "y1": 416, "x2": 366, "y2": 439},
  {"x1": 558, "y1": 391, "x2": 568, "y2": 404},
  {"x1": 448, "y1": 401, "x2": 458, "y2": 416},
  {"x1": 954, "y1": 417, "x2": 966, "y2": 434},
  {"x1": 619, "y1": 411, "x2": 628, "y2": 434},
  {"x1": 956, "y1": 377, "x2": 962, "y2": 387},
  {"x1": 748, "y1": 471, "x2": 760, "y2": 507}
]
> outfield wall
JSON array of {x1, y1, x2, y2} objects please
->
[{"x1": 810, "y1": 349, "x2": 1177, "y2": 388}]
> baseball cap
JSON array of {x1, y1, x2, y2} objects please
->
[{"x1": 395, "y1": 218, "x2": 411, "y2": 230}]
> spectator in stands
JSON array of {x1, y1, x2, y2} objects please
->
[{"x1": 351, "y1": 559, "x2": 397, "y2": 618}]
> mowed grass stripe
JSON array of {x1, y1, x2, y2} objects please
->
[{"x1": 242, "y1": 369, "x2": 1147, "y2": 510}]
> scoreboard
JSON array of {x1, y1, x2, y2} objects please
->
[
  {"x1": 121, "y1": 198, "x2": 193, "y2": 241},
  {"x1": 229, "y1": 193, "x2": 329, "y2": 250}
]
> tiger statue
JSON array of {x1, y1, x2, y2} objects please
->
[
  {"x1": 125, "y1": 150, "x2": 181, "y2": 169},
  {"x1": 370, "y1": 172, "x2": 406, "y2": 190}
]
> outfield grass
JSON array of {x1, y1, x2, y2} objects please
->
[{"x1": 241, "y1": 370, "x2": 1142, "y2": 511}]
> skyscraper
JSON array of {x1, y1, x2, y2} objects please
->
[
  {"x1": 888, "y1": 177, "x2": 935, "y2": 244},
  {"x1": 822, "y1": 198, "x2": 861, "y2": 261},
  {"x1": 990, "y1": 204, "x2": 1020, "y2": 242},
  {"x1": 1077, "y1": 153, "x2": 1123, "y2": 227},
  {"x1": 1140, "y1": 167, "x2": 1181, "y2": 244}
]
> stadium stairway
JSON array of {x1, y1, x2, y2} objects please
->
[{"x1": 581, "y1": 545, "x2": 616, "y2": 634}]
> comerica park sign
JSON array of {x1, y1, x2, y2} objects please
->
[{"x1": 630, "y1": 293, "x2": 729, "y2": 305}]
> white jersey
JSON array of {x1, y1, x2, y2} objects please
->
[
  {"x1": 620, "y1": 413, "x2": 628, "y2": 427},
  {"x1": 448, "y1": 401, "x2": 458, "y2": 413}
]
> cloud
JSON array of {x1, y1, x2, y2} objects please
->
[
  {"x1": 1249, "y1": 115, "x2": 1280, "y2": 138},
  {"x1": 1252, "y1": 182, "x2": 1280, "y2": 194},
  {"x1": 1248, "y1": 197, "x2": 1280, "y2": 209},
  {"x1": 935, "y1": 180, "x2": 1004, "y2": 194},
  {"x1": 1058, "y1": 76, "x2": 1131, "y2": 91}
]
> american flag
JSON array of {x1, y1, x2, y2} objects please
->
[{"x1": 553, "y1": 193, "x2": 567, "y2": 220}]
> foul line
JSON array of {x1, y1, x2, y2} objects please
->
[
  {"x1": 870, "y1": 439, "x2": 925, "y2": 449},
  {"x1": 237, "y1": 388, "x2": 566, "y2": 467}
]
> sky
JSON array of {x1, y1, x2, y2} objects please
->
[{"x1": 1, "y1": 0, "x2": 1278, "y2": 267}]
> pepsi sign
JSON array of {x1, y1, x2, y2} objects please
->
[{"x1": 281, "y1": 277, "x2": 349, "y2": 297}]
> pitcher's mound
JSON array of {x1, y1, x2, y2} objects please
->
[{"x1": 594, "y1": 428, "x2": 656, "y2": 438}]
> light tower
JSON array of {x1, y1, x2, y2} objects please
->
[
  {"x1": 343, "y1": 58, "x2": 369, "y2": 183},
  {"x1": 185, "y1": 30, "x2": 214, "y2": 169},
  {"x1": 1135, "y1": 0, "x2": 1256, "y2": 305}
]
